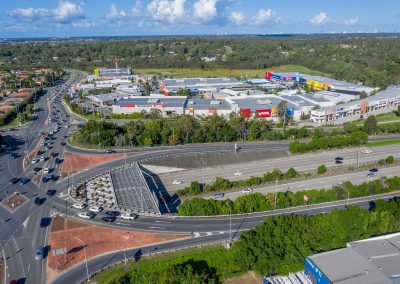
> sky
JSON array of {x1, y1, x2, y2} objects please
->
[{"x1": 0, "y1": 0, "x2": 399, "y2": 38}]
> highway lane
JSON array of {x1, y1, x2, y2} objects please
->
[
  {"x1": 1, "y1": 71, "x2": 84, "y2": 284},
  {"x1": 159, "y1": 144, "x2": 400, "y2": 192},
  {"x1": 50, "y1": 191, "x2": 400, "y2": 284},
  {"x1": 216, "y1": 165, "x2": 400, "y2": 200}
]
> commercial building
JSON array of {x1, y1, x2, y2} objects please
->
[
  {"x1": 305, "y1": 232, "x2": 400, "y2": 284},
  {"x1": 311, "y1": 85, "x2": 400, "y2": 124},
  {"x1": 94, "y1": 67, "x2": 131, "y2": 77},
  {"x1": 227, "y1": 95, "x2": 301, "y2": 121},
  {"x1": 160, "y1": 77, "x2": 252, "y2": 94},
  {"x1": 185, "y1": 99, "x2": 233, "y2": 117},
  {"x1": 112, "y1": 96, "x2": 187, "y2": 116}
]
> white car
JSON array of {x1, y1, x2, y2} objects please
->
[
  {"x1": 362, "y1": 149, "x2": 372, "y2": 154},
  {"x1": 31, "y1": 158, "x2": 39, "y2": 164},
  {"x1": 43, "y1": 168, "x2": 49, "y2": 174},
  {"x1": 78, "y1": 212, "x2": 93, "y2": 219},
  {"x1": 72, "y1": 203, "x2": 87, "y2": 209},
  {"x1": 242, "y1": 188, "x2": 253, "y2": 194},
  {"x1": 234, "y1": 171, "x2": 243, "y2": 176},
  {"x1": 120, "y1": 213, "x2": 137, "y2": 220},
  {"x1": 40, "y1": 156, "x2": 45, "y2": 162},
  {"x1": 172, "y1": 180, "x2": 182, "y2": 185},
  {"x1": 89, "y1": 206, "x2": 103, "y2": 213}
]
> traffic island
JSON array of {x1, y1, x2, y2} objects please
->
[
  {"x1": 47, "y1": 215, "x2": 190, "y2": 282},
  {"x1": 0, "y1": 192, "x2": 28, "y2": 212},
  {"x1": 60, "y1": 151, "x2": 138, "y2": 178}
]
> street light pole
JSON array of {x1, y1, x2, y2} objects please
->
[
  {"x1": 74, "y1": 237, "x2": 89, "y2": 282},
  {"x1": 357, "y1": 150, "x2": 360, "y2": 167},
  {"x1": 274, "y1": 179, "x2": 278, "y2": 210}
]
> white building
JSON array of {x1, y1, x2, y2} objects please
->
[{"x1": 311, "y1": 86, "x2": 400, "y2": 124}]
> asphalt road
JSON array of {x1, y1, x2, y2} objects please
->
[
  {"x1": 1, "y1": 69, "x2": 400, "y2": 284},
  {"x1": 50, "y1": 191, "x2": 400, "y2": 284}
]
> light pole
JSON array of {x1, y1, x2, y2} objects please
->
[
  {"x1": 357, "y1": 150, "x2": 360, "y2": 167},
  {"x1": 274, "y1": 179, "x2": 278, "y2": 210},
  {"x1": 200, "y1": 157, "x2": 206, "y2": 189},
  {"x1": 122, "y1": 232, "x2": 131, "y2": 271},
  {"x1": 74, "y1": 237, "x2": 89, "y2": 282}
]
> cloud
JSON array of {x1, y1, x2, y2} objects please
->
[
  {"x1": 147, "y1": 0, "x2": 186, "y2": 24},
  {"x1": 344, "y1": 16, "x2": 359, "y2": 25},
  {"x1": 310, "y1": 12, "x2": 331, "y2": 25},
  {"x1": 53, "y1": 1, "x2": 84, "y2": 22},
  {"x1": 193, "y1": 0, "x2": 217, "y2": 23},
  {"x1": 72, "y1": 19, "x2": 96, "y2": 28},
  {"x1": 106, "y1": 3, "x2": 127, "y2": 20},
  {"x1": 8, "y1": 1, "x2": 84, "y2": 23},
  {"x1": 253, "y1": 9, "x2": 275, "y2": 26},
  {"x1": 229, "y1": 11, "x2": 245, "y2": 25},
  {"x1": 131, "y1": 1, "x2": 142, "y2": 17}
]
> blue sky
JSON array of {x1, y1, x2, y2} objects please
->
[{"x1": 0, "y1": 0, "x2": 399, "y2": 38}]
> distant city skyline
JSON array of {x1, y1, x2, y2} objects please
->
[{"x1": 1, "y1": 0, "x2": 399, "y2": 38}]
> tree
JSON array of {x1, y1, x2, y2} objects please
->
[
  {"x1": 317, "y1": 164, "x2": 327, "y2": 174},
  {"x1": 395, "y1": 106, "x2": 400, "y2": 116},
  {"x1": 364, "y1": 115, "x2": 378, "y2": 135},
  {"x1": 277, "y1": 101, "x2": 289, "y2": 132},
  {"x1": 386, "y1": 155, "x2": 394, "y2": 164},
  {"x1": 359, "y1": 91, "x2": 368, "y2": 99}
]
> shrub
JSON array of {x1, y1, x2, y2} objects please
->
[
  {"x1": 317, "y1": 164, "x2": 327, "y2": 174},
  {"x1": 386, "y1": 155, "x2": 395, "y2": 164}
]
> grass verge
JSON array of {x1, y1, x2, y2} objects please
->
[
  {"x1": 134, "y1": 65, "x2": 330, "y2": 78},
  {"x1": 91, "y1": 245, "x2": 243, "y2": 284},
  {"x1": 368, "y1": 139, "x2": 400, "y2": 147}
]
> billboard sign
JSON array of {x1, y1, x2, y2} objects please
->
[
  {"x1": 124, "y1": 104, "x2": 136, "y2": 108},
  {"x1": 304, "y1": 257, "x2": 332, "y2": 284},
  {"x1": 255, "y1": 109, "x2": 272, "y2": 118},
  {"x1": 287, "y1": 108, "x2": 295, "y2": 116}
]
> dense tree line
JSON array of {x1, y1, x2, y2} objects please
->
[
  {"x1": 69, "y1": 115, "x2": 312, "y2": 147},
  {"x1": 177, "y1": 176, "x2": 400, "y2": 216},
  {"x1": 2, "y1": 35, "x2": 400, "y2": 88},
  {"x1": 98, "y1": 198, "x2": 400, "y2": 283},
  {"x1": 234, "y1": 199, "x2": 400, "y2": 275},
  {"x1": 289, "y1": 131, "x2": 368, "y2": 153}
]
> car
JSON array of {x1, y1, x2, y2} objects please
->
[
  {"x1": 9, "y1": 177, "x2": 19, "y2": 184},
  {"x1": 335, "y1": 160, "x2": 343, "y2": 164},
  {"x1": 101, "y1": 216, "x2": 116, "y2": 223},
  {"x1": 370, "y1": 168, "x2": 379, "y2": 173},
  {"x1": 40, "y1": 156, "x2": 45, "y2": 162},
  {"x1": 41, "y1": 177, "x2": 48, "y2": 184},
  {"x1": 213, "y1": 192, "x2": 224, "y2": 199},
  {"x1": 9, "y1": 280, "x2": 17, "y2": 284},
  {"x1": 46, "y1": 189, "x2": 56, "y2": 196},
  {"x1": 43, "y1": 168, "x2": 49, "y2": 174},
  {"x1": 335, "y1": 157, "x2": 343, "y2": 161},
  {"x1": 120, "y1": 213, "x2": 137, "y2": 220},
  {"x1": 367, "y1": 172, "x2": 375, "y2": 178},
  {"x1": 242, "y1": 188, "x2": 253, "y2": 194},
  {"x1": 362, "y1": 149, "x2": 372, "y2": 154},
  {"x1": 78, "y1": 212, "x2": 94, "y2": 219},
  {"x1": 33, "y1": 167, "x2": 41, "y2": 173},
  {"x1": 89, "y1": 206, "x2": 103, "y2": 213},
  {"x1": 55, "y1": 158, "x2": 63, "y2": 164},
  {"x1": 60, "y1": 142, "x2": 66, "y2": 146},
  {"x1": 50, "y1": 152, "x2": 56, "y2": 158},
  {"x1": 40, "y1": 217, "x2": 50, "y2": 227},
  {"x1": 34, "y1": 197, "x2": 43, "y2": 206},
  {"x1": 35, "y1": 246, "x2": 45, "y2": 260},
  {"x1": 18, "y1": 178, "x2": 29, "y2": 185},
  {"x1": 105, "y1": 149, "x2": 116, "y2": 154},
  {"x1": 172, "y1": 180, "x2": 182, "y2": 185},
  {"x1": 10, "y1": 152, "x2": 18, "y2": 159},
  {"x1": 234, "y1": 171, "x2": 243, "y2": 176},
  {"x1": 104, "y1": 211, "x2": 119, "y2": 217},
  {"x1": 72, "y1": 203, "x2": 87, "y2": 209},
  {"x1": 32, "y1": 158, "x2": 39, "y2": 164}
]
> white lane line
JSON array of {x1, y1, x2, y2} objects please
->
[
  {"x1": 193, "y1": 232, "x2": 201, "y2": 238},
  {"x1": 206, "y1": 232, "x2": 212, "y2": 236},
  {"x1": 148, "y1": 226, "x2": 166, "y2": 229},
  {"x1": 154, "y1": 220, "x2": 171, "y2": 224}
]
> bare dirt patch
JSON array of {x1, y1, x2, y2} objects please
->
[
  {"x1": 0, "y1": 192, "x2": 28, "y2": 212},
  {"x1": 60, "y1": 152, "x2": 137, "y2": 177},
  {"x1": 47, "y1": 216, "x2": 189, "y2": 282},
  {"x1": 223, "y1": 271, "x2": 263, "y2": 284}
]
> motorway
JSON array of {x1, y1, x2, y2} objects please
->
[{"x1": 1, "y1": 70, "x2": 400, "y2": 283}]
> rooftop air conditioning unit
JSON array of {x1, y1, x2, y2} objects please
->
[
  {"x1": 256, "y1": 100, "x2": 272, "y2": 105},
  {"x1": 210, "y1": 100, "x2": 221, "y2": 105}
]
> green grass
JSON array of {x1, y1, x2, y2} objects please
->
[
  {"x1": 91, "y1": 245, "x2": 243, "y2": 284},
  {"x1": 134, "y1": 65, "x2": 330, "y2": 78},
  {"x1": 374, "y1": 112, "x2": 400, "y2": 123},
  {"x1": 367, "y1": 139, "x2": 400, "y2": 147}
]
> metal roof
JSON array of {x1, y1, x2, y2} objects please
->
[
  {"x1": 229, "y1": 96, "x2": 297, "y2": 111},
  {"x1": 185, "y1": 99, "x2": 232, "y2": 110},
  {"x1": 308, "y1": 232, "x2": 400, "y2": 284},
  {"x1": 115, "y1": 97, "x2": 187, "y2": 108}
]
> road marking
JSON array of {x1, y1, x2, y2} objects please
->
[
  {"x1": 22, "y1": 217, "x2": 29, "y2": 227},
  {"x1": 154, "y1": 220, "x2": 171, "y2": 224},
  {"x1": 193, "y1": 232, "x2": 201, "y2": 238},
  {"x1": 148, "y1": 226, "x2": 166, "y2": 229},
  {"x1": 206, "y1": 232, "x2": 212, "y2": 236}
]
